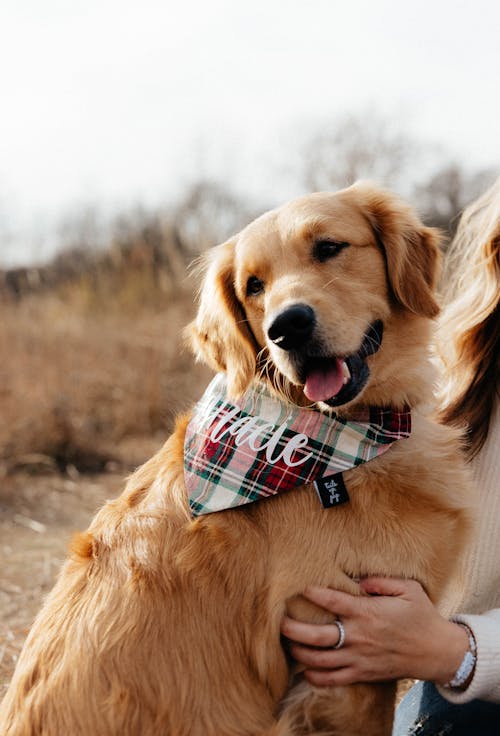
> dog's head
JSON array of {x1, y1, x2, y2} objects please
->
[{"x1": 187, "y1": 183, "x2": 441, "y2": 411}]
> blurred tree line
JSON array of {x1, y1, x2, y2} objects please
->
[
  {"x1": 300, "y1": 113, "x2": 497, "y2": 231},
  {"x1": 0, "y1": 112, "x2": 497, "y2": 302}
]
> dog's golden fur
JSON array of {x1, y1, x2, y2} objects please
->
[{"x1": 0, "y1": 184, "x2": 471, "y2": 736}]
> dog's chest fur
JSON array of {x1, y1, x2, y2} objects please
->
[{"x1": 165, "y1": 405, "x2": 470, "y2": 622}]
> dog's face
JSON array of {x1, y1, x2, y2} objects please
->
[{"x1": 189, "y1": 183, "x2": 441, "y2": 411}]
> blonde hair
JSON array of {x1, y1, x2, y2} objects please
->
[{"x1": 438, "y1": 176, "x2": 500, "y2": 459}]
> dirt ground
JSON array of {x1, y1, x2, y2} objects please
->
[{"x1": 0, "y1": 458, "x2": 154, "y2": 699}]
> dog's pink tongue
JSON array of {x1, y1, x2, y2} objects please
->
[{"x1": 304, "y1": 359, "x2": 344, "y2": 402}]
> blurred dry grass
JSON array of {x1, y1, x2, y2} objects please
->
[
  {"x1": 0, "y1": 294, "x2": 210, "y2": 473},
  {"x1": 0, "y1": 239, "x2": 211, "y2": 476}
]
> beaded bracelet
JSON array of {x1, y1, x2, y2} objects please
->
[{"x1": 443, "y1": 622, "x2": 477, "y2": 690}]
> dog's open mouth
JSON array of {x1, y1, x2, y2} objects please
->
[{"x1": 301, "y1": 320, "x2": 384, "y2": 406}]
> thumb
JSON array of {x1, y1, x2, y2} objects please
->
[{"x1": 360, "y1": 576, "x2": 415, "y2": 597}]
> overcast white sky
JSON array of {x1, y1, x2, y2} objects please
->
[{"x1": 1, "y1": 0, "x2": 499, "y2": 265}]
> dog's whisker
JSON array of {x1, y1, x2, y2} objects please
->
[
  {"x1": 257, "y1": 355, "x2": 296, "y2": 405},
  {"x1": 320, "y1": 275, "x2": 342, "y2": 290}
]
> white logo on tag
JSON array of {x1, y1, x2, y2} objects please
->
[{"x1": 324, "y1": 478, "x2": 340, "y2": 504}]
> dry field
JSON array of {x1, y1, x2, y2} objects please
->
[
  {"x1": 0, "y1": 265, "x2": 212, "y2": 694},
  {"x1": 0, "y1": 292, "x2": 209, "y2": 472}
]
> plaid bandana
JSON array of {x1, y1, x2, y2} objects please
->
[{"x1": 184, "y1": 374, "x2": 411, "y2": 516}]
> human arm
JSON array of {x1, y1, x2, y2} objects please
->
[{"x1": 281, "y1": 579, "x2": 500, "y2": 702}]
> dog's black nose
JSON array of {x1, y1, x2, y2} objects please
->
[{"x1": 267, "y1": 304, "x2": 316, "y2": 351}]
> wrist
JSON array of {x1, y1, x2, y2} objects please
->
[
  {"x1": 433, "y1": 621, "x2": 473, "y2": 687},
  {"x1": 441, "y1": 622, "x2": 477, "y2": 691}
]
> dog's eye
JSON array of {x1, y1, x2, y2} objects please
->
[
  {"x1": 313, "y1": 240, "x2": 350, "y2": 263},
  {"x1": 246, "y1": 276, "x2": 265, "y2": 296}
]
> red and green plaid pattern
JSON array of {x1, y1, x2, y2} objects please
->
[{"x1": 184, "y1": 374, "x2": 411, "y2": 516}]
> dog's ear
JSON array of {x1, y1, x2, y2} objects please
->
[
  {"x1": 350, "y1": 182, "x2": 442, "y2": 318},
  {"x1": 186, "y1": 239, "x2": 257, "y2": 398}
]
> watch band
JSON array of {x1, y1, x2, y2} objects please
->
[{"x1": 443, "y1": 622, "x2": 477, "y2": 690}]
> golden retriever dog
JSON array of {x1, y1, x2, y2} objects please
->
[{"x1": 0, "y1": 183, "x2": 470, "y2": 736}]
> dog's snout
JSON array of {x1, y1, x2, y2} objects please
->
[{"x1": 267, "y1": 304, "x2": 316, "y2": 350}]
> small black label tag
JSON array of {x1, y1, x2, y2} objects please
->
[{"x1": 314, "y1": 473, "x2": 350, "y2": 509}]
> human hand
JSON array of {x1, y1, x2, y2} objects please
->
[{"x1": 281, "y1": 578, "x2": 470, "y2": 687}]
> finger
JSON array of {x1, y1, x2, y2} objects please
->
[
  {"x1": 304, "y1": 667, "x2": 359, "y2": 687},
  {"x1": 302, "y1": 586, "x2": 359, "y2": 616},
  {"x1": 288, "y1": 643, "x2": 349, "y2": 670},
  {"x1": 281, "y1": 617, "x2": 343, "y2": 648},
  {"x1": 360, "y1": 576, "x2": 421, "y2": 597}
]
